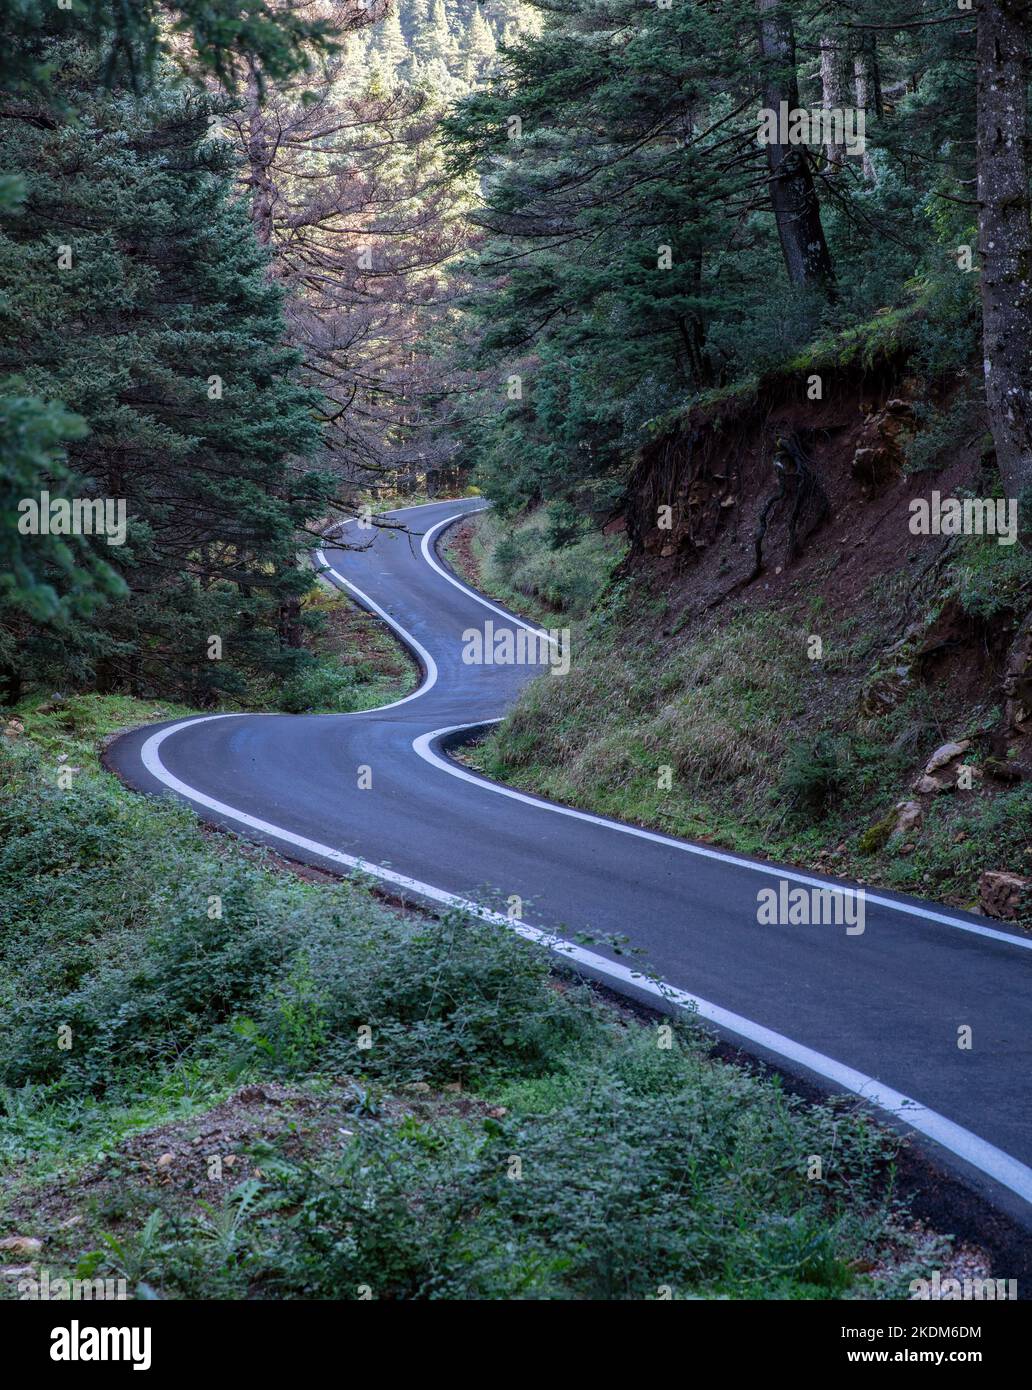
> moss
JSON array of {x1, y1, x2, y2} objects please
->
[{"x1": 858, "y1": 810, "x2": 898, "y2": 856}]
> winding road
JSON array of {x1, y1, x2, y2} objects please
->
[{"x1": 108, "y1": 497, "x2": 1032, "y2": 1227}]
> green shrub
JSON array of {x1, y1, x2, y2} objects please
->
[
  {"x1": 1, "y1": 735, "x2": 928, "y2": 1301},
  {"x1": 278, "y1": 658, "x2": 360, "y2": 713},
  {"x1": 236, "y1": 1028, "x2": 899, "y2": 1301},
  {"x1": 480, "y1": 510, "x2": 625, "y2": 618},
  {"x1": 0, "y1": 741, "x2": 602, "y2": 1099},
  {"x1": 777, "y1": 737, "x2": 845, "y2": 823},
  {"x1": 951, "y1": 528, "x2": 1032, "y2": 621}
]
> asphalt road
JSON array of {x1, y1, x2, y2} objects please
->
[{"x1": 108, "y1": 497, "x2": 1032, "y2": 1225}]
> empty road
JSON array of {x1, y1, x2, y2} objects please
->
[{"x1": 108, "y1": 497, "x2": 1032, "y2": 1227}]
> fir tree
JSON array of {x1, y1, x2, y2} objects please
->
[{"x1": 0, "y1": 48, "x2": 333, "y2": 701}]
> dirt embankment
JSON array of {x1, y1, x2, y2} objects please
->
[
  {"x1": 621, "y1": 363, "x2": 985, "y2": 617},
  {"x1": 464, "y1": 355, "x2": 1031, "y2": 921}
]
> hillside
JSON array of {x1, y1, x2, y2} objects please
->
[{"x1": 451, "y1": 340, "x2": 1032, "y2": 922}]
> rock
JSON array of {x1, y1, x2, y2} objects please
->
[
  {"x1": 0, "y1": 1236, "x2": 42, "y2": 1256},
  {"x1": 912, "y1": 775, "x2": 943, "y2": 795},
  {"x1": 979, "y1": 871, "x2": 1032, "y2": 922},
  {"x1": 860, "y1": 801, "x2": 924, "y2": 854},
  {"x1": 1001, "y1": 610, "x2": 1032, "y2": 733},
  {"x1": 858, "y1": 810, "x2": 898, "y2": 855},
  {"x1": 861, "y1": 669, "x2": 911, "y2": 716},
  {"x1": 894, "y1": 800, "x2": 924, "y2": 836},
  {"x1": 155, "y1": 1153, "x2": 175, "y2": 1170},
  {"x1": 851, "y1": 403, "x2": 914, "y2": 495},
  {"x1": 851, "y1": 445, "x2": 898, "y2": 490},
  {"x1": 912, "y1": 740, "x2": 972, "y2": 794},
  {"x1": 925, "y1": 740, "x2": 970, "y2": 773}
]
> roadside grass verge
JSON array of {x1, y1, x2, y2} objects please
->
[
  {"x1": 0, "y1": 714, "x2": 946, "y2": 1299},
  {"x1": 443, "y1": 508, "x2": 626, "y2": 627},
  {"x1": 459, "y1": 525, "x2": 1032, "y2": 919}
]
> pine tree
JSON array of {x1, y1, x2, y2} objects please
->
[
  {"x1": 0, "y1": 0, "x2": 335, "y2": 95},
  {"x1": 375, "y1": 7, "x2": 411, "y2": 74},
  {"x1": 415, "y1": 0, "x2": 457, "y2": 70},
  {"x1": 465, "y1": 7, "x2": 497, "y2": 77},
  {"x1": 0, "y1": 47, "x2": 333, "y2": 701}
]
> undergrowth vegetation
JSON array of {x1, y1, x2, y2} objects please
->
[
  {"x1": 0, "y1": 711, "x2": 941, "y2": 1299},
  {"x1": 448, "y1": 508, "x2": 626, "y2": 624},
  {"x1": 464, "y1": 527, "x2": 1032, "y2": 917}
]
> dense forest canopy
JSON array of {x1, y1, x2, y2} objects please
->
[
  {"x1": 1, "y1": 0, "x2": 1029, "y2": 705},
  {"x1": 441, "y1": 0, "x2": 1011, "y2": 512}
]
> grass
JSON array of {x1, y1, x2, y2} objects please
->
[
  {"x1": 458, "y1": 522, "x2": 1032, "y2": 921},
  {"x1": 442, "y1": 507, "x2": 626, "y2": 627},
  {"x1": 0, "y1": 699, "x2": 950, "y2": 1300}
]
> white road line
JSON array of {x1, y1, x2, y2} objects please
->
[
  {"x1": 326, "y1": 505, "x2": 557, "y2": 646},
  {"x1": 322, "y1": 501, "x2": 1032, "y2": 948},
  {"x1": 321, "y1": 513, "x2": 1031, "y2": 949},
  {"x1": 137, "y1": 712, "x2": 1032, "y2": 1209},
  {"x1": 125, "y1": 497, "x2": 1032, "y2": 1210},
  {"x1": 417, "y1": 515, "x2": 560, "y2": 647},
  {"x1": 413, "y1": 725, "x2": 1032, "y2": 952},
  {"x1": 314, "y1": 548, "x2": 438, "y2": 711}
]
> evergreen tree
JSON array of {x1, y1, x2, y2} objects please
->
[
  {"x1": 375, "y1": 7, "x2": 411, "y2": 73},
  {"x1": 465, "y1": 7, "x2": 497, "y2": 77},
  {"x1": 0, "y1": 47, "x2": 333, "y2": 701},
  {"x1": 0, "y1": 0, "x2": 344, "y2": 682},
  {"x1": 415, "y1": 0, "x2": 457, "y2": 71},
  {"x1": 0, "y1": 0, "x2": 336, "y2": 95}
]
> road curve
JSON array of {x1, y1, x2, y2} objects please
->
[{"x1": 107, "y1": 497, "x2": 1032, "y2": 1225}]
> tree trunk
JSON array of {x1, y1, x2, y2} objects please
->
[
  {"x1": 245, "y1": 73, "x2": 275, "y2": 251},
  {"x1": 819, "y1": 34, "x2": 847, "y2": 173},
  {"x1": 279, "y1": 594, "x2": 303, "y2": 650},
  {"x1": 852, "y1": 38, "x2": 879, "y2": 182},
  {"x1": 977, "y1": 0, "x2": 1032, "y2": 502},
  {"x1": 757, "y1": 0, "x2": 835, "y2": 290},
  {"x1": 0, "y1": 659, "x2": 22, "y2": 708}
]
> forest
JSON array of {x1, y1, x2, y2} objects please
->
[
  {"x1": 1, "y1": 0, "x2": 1029, "y2": 704},
  {"x1": 1, "y1": 0, "x2": 1031, "y2": 1322}
]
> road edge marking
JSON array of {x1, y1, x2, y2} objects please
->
[
  {"x1": 313, "y1": 548, "x2": 439, "y2": 711},
  {"x1": 134, "y1": 712, "x2": 1032, "y2": 1211},
  {"x1": 412, "y1": 724, "x2": 1032, "y2": 952}
]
